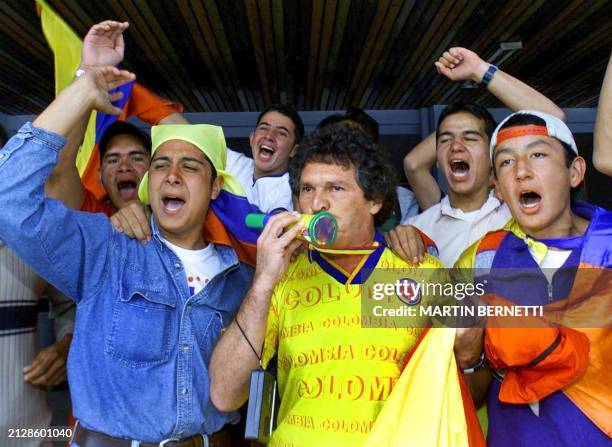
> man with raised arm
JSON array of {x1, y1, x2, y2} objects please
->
[
  {"x1": 0, "y1": 66, "x2": 251, "y2": 446},
  {"x1": 402, "y1": 48, "x2": 565, "y2": 267}
]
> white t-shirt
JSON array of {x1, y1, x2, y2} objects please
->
[
  {"x1": 164, "y1": 240, "x2": 223, "y2": 295},
  {"x1": 528, "y1": 246, "x2": 572, "y2": 283},
  {"x1": 406, "y1": 191, "x2": 512, "y2": 267},
  {"x1": 226, "y1": 148, "x2": 293, "y2": 212}
]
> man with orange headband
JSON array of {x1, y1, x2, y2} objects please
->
[
  {"x1": 0, "y1": 66, "x2": 252, "y2": 446},
  {"x1": 457, "y1": 110, "x2": 612, "y2": 445}
]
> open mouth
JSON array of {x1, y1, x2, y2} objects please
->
[
  {"x1": 258, "y1": 144, "x2": 275, "y2": 160},
  {"x1": 162, "y1": 196, "x2": 186, "y2": 214},
  {"x1": 519, "y1": 191, "x2": 541, "y2": 211},
  {"x1": 449, "y1": 159, "x2": 470, "y2": 178},
  {"x1": 117, "y1": 181, "x2": 137, "y2": 201}
]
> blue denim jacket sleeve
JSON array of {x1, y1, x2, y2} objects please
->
[{"x1": 0, "y1": 122, "x2": 112, "y2": 303}]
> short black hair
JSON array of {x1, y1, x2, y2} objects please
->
[
  {"x1": 256, "y1": 104, "x2": 304, "y2": 144},
  {"x1": 345, "y1": 107, "x2": 379, "y2": 143},
  {"x1": 289, "y1": 123, "x2": 397, "y2": 226},
  {"x1": 494, "y1": 113, "x2": 577, "y2": 171},
  {"x1": 0, "y1": 123, "x2": 8, "y2": 147},
  {"x1": 437, "y1": 103, "x2": 497, "y2": 141},
  {"x1": 99, "y1": 121, "x2": 151, "y2": 159},
  {"x1": 317, "y1": 108, "x2": 380, "y2": 143},
  {"x1": 317, "y1": 113, "x2": 346, "y2": 130}
]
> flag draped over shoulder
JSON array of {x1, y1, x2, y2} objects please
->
[
  {"x1": 365, "y1": 328, "x2": 486, "y2": 447},
  {"x1": 36, "y1": 0, "x2": 182, "y2": 199}
]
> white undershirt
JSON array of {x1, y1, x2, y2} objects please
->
[
  {"x1": 528, "y1": 246, "x2": 572, "y2": 283},
  {"x1": 163, "y1": 240, "x2": 223, "y2": 295}
]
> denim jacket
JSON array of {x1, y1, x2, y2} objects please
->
[{"x1": 0, "y1": 123, "x2": 253, "y2": 442}]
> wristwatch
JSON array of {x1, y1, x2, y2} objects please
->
[
  {"x1": 461, "y1": 351, "x2": 486, "y2": 374},
  {"x1": 480, "y1": 64, "x2": 498, "y2": 87}
]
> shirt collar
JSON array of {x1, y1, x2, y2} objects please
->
[
  {"x1": 439, "y1": 190, "x2": 501, "y2": 220},
  {"x1": 252, "y1": 170, "x2": 289, "y2": 185},
  {"x1": 151, "y1": 216, "x2": 239, "y2": 271},
  {"x1": 309, "y1": 232, "x2": 386, "y2": 285}
]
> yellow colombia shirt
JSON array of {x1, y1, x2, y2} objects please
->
[{"x1": 262, "y1": 245, "x2": 445, "y2": 447}]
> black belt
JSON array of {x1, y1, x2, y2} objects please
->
[{"x1": 73, "y1": 422, "x2": 230, "y2": 447}]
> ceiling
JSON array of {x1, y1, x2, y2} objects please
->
[{"x1": 0, "y1": 0, "x2": 610, "y2": 115}]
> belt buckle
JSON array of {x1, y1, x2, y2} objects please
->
[{"x1": 159, "y1": 438, "x2": 180, "y2": 447}]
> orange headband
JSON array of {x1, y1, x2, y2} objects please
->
[{"x1": 496, "y1": 125, "x2": 548, "y2": 145}]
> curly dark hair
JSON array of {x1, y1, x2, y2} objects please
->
[{"x1": 289, "y1": 123, "x2": 397, "y2": 226}]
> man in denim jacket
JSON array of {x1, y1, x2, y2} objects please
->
[{"x1": 0, "y1": 67, "x2": 252, "y2": 446}]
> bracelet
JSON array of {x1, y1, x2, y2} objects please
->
[
  {"x1": 75, "y1": 68, "x2": 87, "y2": 78},
  {"x1": 461, "y1": 351, "x2": 486, "y2": 374},
  {"x1": 234, "y1": 317, "x2": 264, "y2": 366},
  {"x1": 480, "y1": 64, "x2": 498, "y2": 87}
]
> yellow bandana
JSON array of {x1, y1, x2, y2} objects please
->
[{"x1": 138, "y1": 124, "x2": 245, "y2": 204}]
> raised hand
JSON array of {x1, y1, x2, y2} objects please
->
[
  {"x1": 434, "y1": 47, "x2": 489, "y2": 84},
  {"x1": 81, "y1": 20, "x2": 129, "y2": 68},
  {"x1": 83, "y1": 66, "x2": 136, "y2": 114}
]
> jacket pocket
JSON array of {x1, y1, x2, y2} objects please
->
[{"x1": 105, "y1": 284, "x2": 176, "y2": 367}]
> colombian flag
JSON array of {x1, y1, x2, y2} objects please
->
[
  {"x1": 35, "y1": 0, "x2": 182, "y2": 200},
  {"x1": 35, "y1": 0, "x2": 258, "y2": 265},
  {"x1": 365, "y1": 328, "x2": 486, "y2": 446},
  {"x1": 457, "y1": 205, "x2": 612, "y2": 440}
]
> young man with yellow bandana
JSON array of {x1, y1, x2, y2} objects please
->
[
  {"x1": 210, "y1": 123, "x2": 485, "y2": 446},
  {"x1": 0, "y1": 67, "x2": 252, "y2": 446}
]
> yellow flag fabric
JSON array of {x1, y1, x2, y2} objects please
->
[
  {"x1": 36, "y1": 0, "x2": 97, "y2": 177},
  {"x1": 261, "y1": 249, "x2": 444, "y2": 446},
  {"x1": 364, "y1": 328, "x2": 470, "y2": 447}
]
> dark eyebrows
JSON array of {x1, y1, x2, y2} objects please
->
[
  {"x1": 494, "y1": 139, "x2": 554, "y2": 161},
  {"x1": 300, "y1": 180, "x2": 348, "y2": 187},
  {"x1": 493, "y1": 148, "x2": 511, "y2": 162},
  {"x1": 129, "y1": 150, "x2": 148, "y2": 157},
  {"x1": 151, "y1": 155, "x2": 206, "y2": 165},
  {"x1": 258, "y1": 120, "x2": 291, "y2": 135},
  {"x1": 180, "y1": 157, "x2": 206, "y2": 165},
  {"x1": 438, "y1": 129, "x2": 483, "y2": 139}
]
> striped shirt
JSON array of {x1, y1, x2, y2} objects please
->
[{"x1": 0, "y1": 241, "x2": 74, "y2": 447}]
